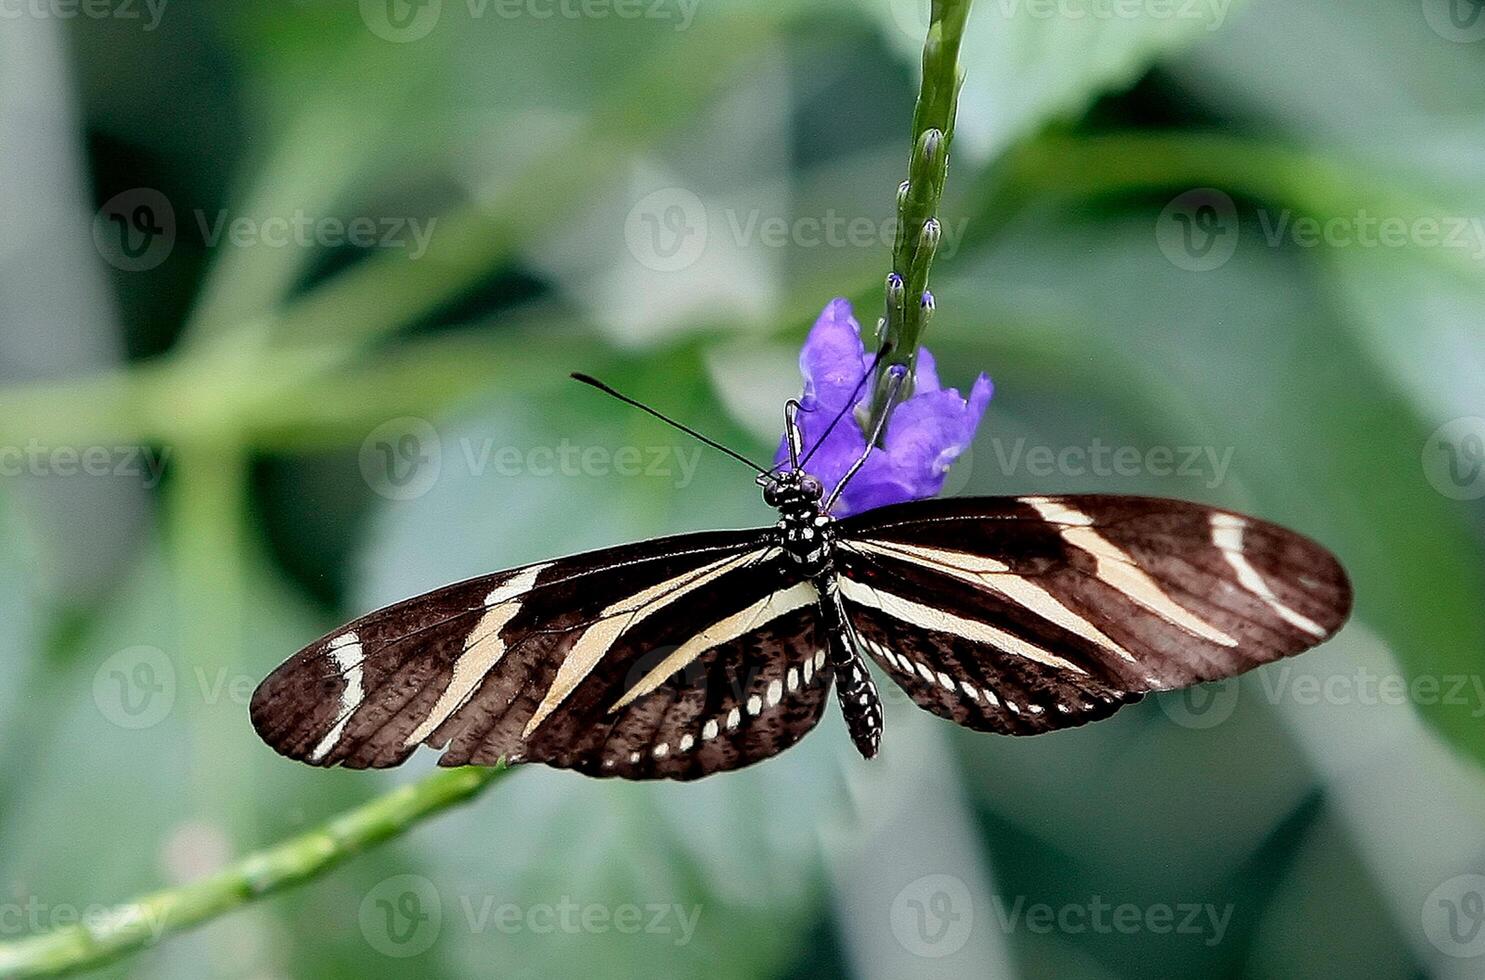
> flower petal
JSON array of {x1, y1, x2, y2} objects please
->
[
  {"x1": 775, "y1": 300, "x2": 994, "y2": 516},
  {"x1": 798, "y1": 298, "x2": 868, "y2": 414}
]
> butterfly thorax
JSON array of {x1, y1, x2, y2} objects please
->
[{"x1": 764, "y1": 471, "x2": 835, "y2": 577}]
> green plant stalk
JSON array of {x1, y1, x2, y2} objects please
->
[
  {"x1": 867, "y1": 0, "x2": 973, "y2": 434},
  {"x1": 0, "y1": 766, "x2": 507, "y2": 978}
]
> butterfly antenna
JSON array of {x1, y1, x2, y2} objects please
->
[
  {"x1": 570, "y1": 373, "x2": 770, "y2": 477},
  {"x1": 793, "y1": 345, "x2": 893, "y2": 470},
  {"x1": 823, "y1": 365, "x2": 906, "y2": 512}
]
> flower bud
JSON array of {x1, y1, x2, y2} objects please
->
[
  {"x1": 915, "y1": 129, "x2": 943, "y2": 171},
  {"x1": 886, "y1": 272, "x2": 905, "y2": 306},
  {"x1": 918, "y1": 218, "x2": 941, "y2": 255}
]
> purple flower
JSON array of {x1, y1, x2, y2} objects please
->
[{"x1": 775, "y1": 298, "x2": 993, "y2": 516}]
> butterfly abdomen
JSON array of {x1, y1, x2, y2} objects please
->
[{"x1": 816, "y1": 579, "x2": 882, "y2": 758}]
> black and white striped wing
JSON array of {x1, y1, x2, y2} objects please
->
[
  {"x1": 250, "y1": 530, "x2": 833, "y2": 781},
  {"x1": 835, "y1": 495, "x2": 1352, "y2": 735}
]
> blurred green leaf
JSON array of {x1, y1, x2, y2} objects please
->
[{"x1": 868, "y1": 0, "x2": 1248, "y2": 160}]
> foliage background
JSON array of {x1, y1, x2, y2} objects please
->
[{"x1": 2, "y1": 0, "x2": 1484, "y2": 976}]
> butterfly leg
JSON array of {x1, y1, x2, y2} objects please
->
[{"x1": 815, "y1": 573, "x2": 882, "y2": 759}]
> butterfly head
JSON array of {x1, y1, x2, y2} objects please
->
[{"x1": 761, "y1": 469, "x2": 823, "y2": 512}]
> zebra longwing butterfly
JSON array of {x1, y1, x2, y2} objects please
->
[{"x1": 251, "y1": 378, "x2": 1352, "y2": 780}]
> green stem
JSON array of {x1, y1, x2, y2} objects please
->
[
  {"x1": 868, "y1": 0, "x2": 974, "y2": 434},
  {"x1": 0, "y1": 766, "x2": 507, "y2": 978}
]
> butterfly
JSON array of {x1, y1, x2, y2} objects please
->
[{"x1": 251, "y1": 372, "x2": 1352, "y2": 780}]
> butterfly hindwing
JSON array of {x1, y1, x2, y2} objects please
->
[
  {"x1": 250, "y1": 529, "x2": 832, "y2": 780},
  {"x1": 835, "y1": 494, "x2": 1352, "y2": 735}
]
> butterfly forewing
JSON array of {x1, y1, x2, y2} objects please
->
[
  {"x1": 250, "y1": 529, "x2": 832, "y2": 779},
  {"x1": 834, "y1": 495, "x2": 1352, "y2": 734}
]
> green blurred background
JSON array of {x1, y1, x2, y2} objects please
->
[{"x1": 2, "y1": 0, "x2": 1485, "y2": 976}]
